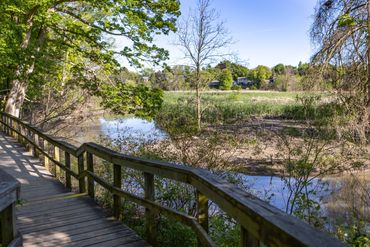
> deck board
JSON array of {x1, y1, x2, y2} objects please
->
[{"x1": 0, "y1": 133, "x2": 148, "y2": 247}]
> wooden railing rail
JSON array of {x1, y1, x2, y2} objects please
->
[{"x1": 0, "y1": 112, "x2": 345, "y2": 247}]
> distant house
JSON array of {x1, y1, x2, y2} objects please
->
[
  {"x1": 235, "y1": 77, "x2": 253, "y2": 88},
  {"x1": 215, "y1": 63, "x2": 227, "y2": 70},
  {"x1": 142, "y1": 76, "x2": 150, "y2": 83},
  {"x1": 208, "y1": 80, "x2": 221, "y2": 89},
  {"x1": 269, "y1": 76, "x2": 275, "y2": 84}
]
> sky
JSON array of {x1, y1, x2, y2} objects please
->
[{"x1": 118, "y1": 0, "x2": 319, "y2": 70}]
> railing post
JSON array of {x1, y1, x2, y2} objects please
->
[
  {"x1": 86, "y1": 152, "x2": 94, "y2": 198},
  {"x1": 113, "y1": 164, "x2": 122, "y2": 219},
  {"x1": 78, "y1": 153, "x2": 86, "y2": 193},
  {"x1": 14, "y1": 121, "x2": 19, "y2": 142},
  {"x1": 54, "y1": 145, "x2": 61, "y2": 177},
  {"x1": 33, "y1": 133, "x2": 39, "y2": 157},
  {"x1": 18, "y1": 123, "x2": 23, "y2": 145},
  {"x1": 0, "y1": 204, "x2": 16, "y2": 247},
  {"x1": 0, "y1": 115, "x2": 3, "y2": 132},
  {"x1": 144, "y1": 172, "x2": 156, "y2": 246},
  {"x1": 196, "y1": 190, "x2": 209, "y2": 230},
  {"x1": 240, "y1": 226, "x2": 259, "y2": 247},
  {"x1": 43, "y1": 139, "x2": 50, "y2": 172},
  {"x1": 7, "y1": 117, "x2": 11, "y2": 136},
  {"x1": 26, "y1": 128, "x2": 32, "y2": 153},
  {"x1": 196, "y1": 190, "x2": 209, "y2": 247},
  {"x1": 65, "y1": 152, "x2": 72, "y2": 191},
  {"x1": 12, "y1": 119, "x2": 16, "y2": 138},
  {"x1": 10, "y1": 118, "x2": 14, "y2": 137},
  {"x1": 6, "y1": 117, "x2": 10, "y2": 135},
  {"x1": 0, "y1": 114, "x2": 2, "y2": 132}
]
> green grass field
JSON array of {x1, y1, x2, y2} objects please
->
[{"x1": 162, "y1": 91, "x2": 333, "y2": 123}]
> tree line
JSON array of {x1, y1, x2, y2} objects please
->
[{"x1": 135, "y1": 60, "x2": 311, "y2": 91}]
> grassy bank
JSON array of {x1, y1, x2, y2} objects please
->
[{"x1": 162, "y1": 90, "x2": 334, "y2": 124}]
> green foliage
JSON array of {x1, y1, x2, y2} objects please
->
[
  {"x1": 298, "y1": 61, "x2": 309, "y2": 76},
  {"x1": 350, "y1": 235, "x2": 370, "y2": 247},
  {"x1": 0, "y1": 0, "x2": 180, "y2": 115},
  {"x1": 231, "y1": 85, "x2": 242, "y2": 90},
  {"x1": 248, "y1": 65, "x2": 272, "y2": 88},
  {"x1": 156, "y1": 97, "x2": 199, "y2": 136},
  {"x1": 338, "y1": 14, "x2": 356, "y2": 27},
  {"x1": 221, "y1": 60, "x2": 249, "y2": 80},
  {"x1": 218, "y1": 69, "x2": 233, "y2": 90},
  {"x1": 336, "y1": 223, "x2": 370, "y2": 247},
  {"x1": 157, "y1": 218, "x2": 197, "y2": 247},
  {"x1": 273, "y1": 63, "x2": 285, "y2": 75},
  {"x1": 99, "y1": 83, "x2": 163, "y2": 119}
]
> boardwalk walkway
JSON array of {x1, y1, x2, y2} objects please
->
[{"x1": 0, "y1": 133, "x2": 149, "y2": 247}]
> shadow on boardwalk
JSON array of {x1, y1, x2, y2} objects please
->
[{"x1": 0, "y1": 133, "x2": 149, "y2": 247}]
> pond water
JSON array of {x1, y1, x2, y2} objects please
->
[
  {"x1": 72, "y1": 116, "x2": 369, "y2": 226},
  {"x1": 99, "y1": 117, "x2": 167, "y2": 143},
  {"x1": 241, "y1": 174, "x2": 329, "y2": 211}
]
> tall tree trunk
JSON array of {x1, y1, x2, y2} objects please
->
[
  {"x1": 4, "y1": 79, "x2": 27, "y2": 117},
  {"x1": 195, "y1": 66, "x2": 202, "y2": 131},
  {"x1": 4, "y1": 7, "x2": 38, "y2": 117},
  {"x1": 196, "y1": 85, "x2": 201, "y2": 130}
]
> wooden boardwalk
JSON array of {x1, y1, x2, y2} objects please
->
[{"x1": 0, "y1": 133, "x2": 149, "y2": 247}]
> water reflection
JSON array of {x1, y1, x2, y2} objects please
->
[{"x1": 99, "y1": 117, "x2": 167, "y2": 143}]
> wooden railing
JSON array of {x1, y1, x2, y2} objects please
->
[
  {"x1": 0, "y1": 112, "x2": 345, "y2": 247},
  {"x1": 0, "y1": 169, "x2": 22, "y2": 247}
]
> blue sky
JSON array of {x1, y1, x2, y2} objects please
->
[{"x1": 152, "y1": 0, "x2": 318, "y2": 69}]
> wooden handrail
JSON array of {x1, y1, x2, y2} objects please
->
[{"x1": 0, "y1": 112, "x2": 345, "y2": 247}]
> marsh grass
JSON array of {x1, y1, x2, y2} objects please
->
[{"x1": 162, "y1": 91, "x2": 334, "y2": 124}]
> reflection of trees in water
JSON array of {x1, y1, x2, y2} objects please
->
[{"x1": 323, "y1": 172, "x2": 370, "y2": 242}]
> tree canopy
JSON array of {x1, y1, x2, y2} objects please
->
[{"x1": 0, "y1": 0, "x2": 180, "y2": 117}]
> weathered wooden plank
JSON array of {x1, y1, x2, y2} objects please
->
[
  {"x1": 18, "y1": 207, "x2": 105, "y2": 227},
  {"x1": 65, "y1": 230, "x2": 140, "y2": 247},
  {"x1": 88, "y1": 238, "x2": 150, "y2": 247},
  {"x1": 19, "y1": 214, "x2": 106, "y2": 234},
  {"x1": 23, "y1": 224, "x2": 131, "y2": 246},
  {"x1": 21, "y1": 218, "x2": 121, "y2": 239},
  {"x1": 18, "y1": 203, "x2": 88, "y2": 218}
]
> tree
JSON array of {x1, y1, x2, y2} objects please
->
[
  {"x1": 273, "y1": 63, "x2": 286, "y2": 75},
  {"x1": 0, "y1": 0, "x2": 180, "y2": 117},
  {"x1": 298, "y1": 61, "x2": 309, "y2": 76},
  {"x1": 177, "y1": 0, "x2": 232, "y2": 130},
  {"x1": 311, "y1": 0, "x2": 370, "y2": 139},
  {"x1": 218, "y1": 69, "x2": 233, "y2": 90},
  {"x1": 249, "y1": 65, "x2": 272, "y2": 88},
  {"x1": 221, "y1": 60, "x2": 249, "y2": 80}
]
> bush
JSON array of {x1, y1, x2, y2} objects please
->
[
  {"x1": 219, "y1": 69, "x2": 233, "y2": 90},
  {"x1": 231, "y1": 85, "x2": 242, "y2": 90}
]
